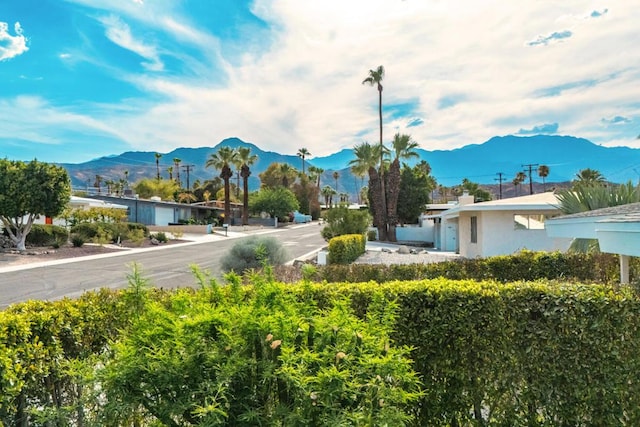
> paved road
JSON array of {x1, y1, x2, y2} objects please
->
[{"x1": 0, "y1": 223, "x2": 326, "y2": 308}]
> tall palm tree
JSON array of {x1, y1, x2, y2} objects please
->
[
  {"x1": 237, "y1": 146, "x2": 258, "y2": 225},
  {"x1": 513, "y1": 172, "x2": 526, "y2": 196},
  {"x1": 173, "y1": 158, "x2": 182, "y2": 186},
  {"x1": 167, "y1": 166, "x2": 173, "y2": 181},
  {"x1": 387, "y1": 133, "x2": 419, "y2": 241},
  {"x1": 206, "y1": 146, "x2": 238, "y2": 224},
  {"x1": 538, "y1": 165, "x2": 550, "y2": 191},
  {"x1": 154, "y1": 153, "x2": 162, "y2": 180},
  {"x1": 350, "y1": 161, "x2": 367, "y2": 204},
  {"x1": 93, "y1": 175, "x2": 102, "y2": 194},
  {"x1": 279, "y1": 163, "x2": 296, "y2": 188},
  {"x1": 297, "y1": 148, "x2": 311, "y2": 175},
  {"x1": 332, "y1": 171, "x2": 340, "y2": 194},
  {"x1": 574, "y1": 168, "x2": 606, "y2": 187},
  {"x1": 321, "y1": 185, "x2": 336, "y2": 208},
  {"x1": 350, "y1": 142, "x2": 385, "y2": 239},
  {"x1": 362, "y1": 65, "x2": 388, "y2": 240}
]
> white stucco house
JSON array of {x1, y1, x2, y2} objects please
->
[
  {"x1": 546, "y1": 202, "x2": 640, "y2": 284},
  {"x1": 38, "y1": 196, "x2": 129, "y2": 226},
  {"x1": 427, "y1": 192, "x2": 571, "y2": 258}
]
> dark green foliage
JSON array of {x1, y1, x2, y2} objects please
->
[
  {"x1": 328, "y1": 234, "x2": 366, "y2": 264},
  {"x1": 397, "y1": 163, "x2": 435, "y2": 224},
  {"x1": 249, "y1": 186, "x2": 300, "y2": 221},
  {"x1": 314, "y1": 250, "x2": 630, "y2": 285},
  {"x1": 3, "y1": 274, "x2": 640, "y2": 425},
  {"x1": 70, "y1": 221, "x2": 141, "y2": 243},
  {"x1": 126, "y1": 222, "x2": 149, "y2": 237},
  {"x1": 221, "y1": 236, "x2": 289, "y2": 273},
  {"x1": 150, "y1": 231, "x2": 168, "y2": 243},
  {"x1": 71, "y1": 234, "x2": 85, "y2": 247},
  {"x1": 321, "y1": 206, "x2": 370, "y2": 241},
  {"x1": 8, "y1": 224, "x2": 69, "y2": 247},
  {"x1": 0, "y1": 159, "x2": 71, "y2": 250}
]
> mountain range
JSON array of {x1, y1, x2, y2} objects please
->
[{"x1": 60, "y1": 135, "x2": 640, "y2": 198}]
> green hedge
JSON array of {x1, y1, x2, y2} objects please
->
[
  {"x1": 315, "y1": 250, "x2": 631, "y2": 285},
  {"x1": 2, "y1": 275, "x2": 640, "y2": 425},
  {"x1": 328, "y1": 233, "x2": 366, "y2": 264},
  {"x1": 3, "y1": 224, "x2": 68, "y2": 247}
]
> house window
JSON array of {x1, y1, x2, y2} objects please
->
[
  {"x1": 470, "y1": 216, "x2": 477, "y2": 243},
  {"x1": 514, "y1": 214, "x2": 550, "y2": 230}
]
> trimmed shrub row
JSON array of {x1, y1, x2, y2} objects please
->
[
  {"x1": 328, "y1": 233, "x2": 366, "y2": 264},
  {"x1": 2, "y1": 276, "x2": 640, "y2": 425},
  {"x1": 313, "y1": 250, "x2": 633, "y2": 285}
]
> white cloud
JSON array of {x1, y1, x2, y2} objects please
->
[
  {"x1": 0, "y1": 22, "x2": 28, "y2": 61},
  {"x1": 21, "y1": 1, "x2": 640, "y2": 158},
  {"x1": 98, "y1": 15, "x2": 163, "y2": 71}
]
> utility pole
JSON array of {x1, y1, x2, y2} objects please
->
[
  {"x1": 495, "y1": 172, "x2": 505, "y2": 199},
  {"x1": 182, "y1": 164, "x2": 195, "y2": 190},
  {"x1": 522, "y1": 163, "x2": 539, "y2": 195}
]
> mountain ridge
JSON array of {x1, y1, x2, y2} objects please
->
[{"x1": 58, "y1": 135, "x2": 640, "y2": 197}]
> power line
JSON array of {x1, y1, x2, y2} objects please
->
[
  {"x1": 182, "y1": 164, "x2": 196, "y2": 190},
  {"x1": 522, "y1": 163, "x2": 539, "y2": 195},
  {"x1": 495, "y1": 172, "x2": 505, "y2": 199}
]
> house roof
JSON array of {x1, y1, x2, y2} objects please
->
[
  {"x1": 548, "y1": 202, "x2": 640, "y2": 221},
  {"x1": 440, "y1": 192, "x2": 560, "y2": 219},
  {"x1": 70, "y1": 196, "x2": 128, "y2": 210},
  {"x1": 546, "y1": 201, "x2": 640, "y2": 244}
]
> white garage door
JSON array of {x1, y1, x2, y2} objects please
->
[{"x1": 155, "y1": 207, "x2": 175, "y2": 226}]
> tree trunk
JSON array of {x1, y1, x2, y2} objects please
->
[
  {"x1": 241, "y1": 165, "x2": 251, "y2": 225},
  {"x1": 368, "y1": 167, "x2": 387, "y2": 241},
  {"x1": 386, "y1": 159, "x2": 401, "y2": 242},
  {"x1": 221, "y1": 166, "x2": 233, "y2": 224}
]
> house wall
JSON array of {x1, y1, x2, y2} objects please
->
[
  {"x1": 459, "y1": 210, "x2": 571, "y2": 258},
  {"x1": 396, "y1": 224, "x2": 433, "y2": 243}
]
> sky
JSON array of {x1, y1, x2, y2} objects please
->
[{"x1": 1, "y1": 0, "x2": 639, "y2": 164}]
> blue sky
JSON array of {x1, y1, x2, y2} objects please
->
[{"x1": 1, "y1": 0, "x2": 638, "y2": 163}]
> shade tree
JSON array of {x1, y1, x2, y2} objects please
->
[{"x1": 0, "y1": 159, "x2": 71, "y2": 250}]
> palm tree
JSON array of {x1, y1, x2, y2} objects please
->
[
  {"x1": 350, "y1": 142, "x2": 385, "y2": 239},
  {"x1": 537, "y1": 165, "x2": 550, "y2": 191},
  {"x1": 173, "y1": 158, "x2": 182, "y2": 186},
  {"x1": 206, "y1": 146, "x2": 238, "y2": 224},
  {"x1": 350, "y1": 161, "x2": 367, "y2": 204},
  {"x1": 321, "y1": 185, "x2": 335, "y2": 208},
  {"x1": 574, "y1": 168, "x2": 606, "y2": 187},
  {"x1": 332, "y1": 171, "x2": 340, "y2": 195},
  {"x1": 167, "y1": 166, "x2": 173, "y2": 181},
  {"x1": 362, "y1": 65, "x2": 388, "y2": 240},
  {"x1": 237, "y1": 146, "x2": 258, "y2": 225},
  {"x1": 513, "y1": 171, "x2": 526, "y2": 196},
  {"x1": 105, "y1": 179, "x2": 114, "y2": 195},
  {"x1": 279, "y1": 163, "x2": 296, "y2": 188},
  {"x1": 387, "y1": 133, "x2": 419, "y2": 241},
  {"x1": 154, "y1": 153, "x2": 162, "y2": 180},
  {"x1": 93, "y1": 175, "x2": 102, "y2": 194},
  {"x1": 297, "y1": 148, "x2": 311, "y2": 175},
  {"x1": 557, "y1": 181, "x2": 640, "y2": 252}
]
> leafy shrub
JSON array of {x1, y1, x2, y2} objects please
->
[
  {"x1": 126, "y1": 222, "x2": 149, "y2": 237},
  {"x1": 150, "y1": 232, "x2": 168, "y2": 243},
  {"x1": 71, "y1": 234, "x2": 85, "y2": 247},
  {"x1": 221, "y1": 236, "x2": 288, "y2": 273},
  {"x1": 367, "y1": 229, "x2": 377, "y2": 241},
  {"x1": 11, "y1": 224, "x2": 69, "y2": 247},
  {"x1": 321, "y1": 206, "x2": 370, "y2": 241},
  {"x1": 328, "y1": 234, "x2": 366, "y2": 264},
  {"x1": 71, "y1": 222, "x2": 139, "y2": 244},
  {"x1": 127, "y1": 229, "x2": 145, "y2": 246}
]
